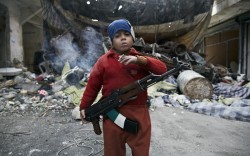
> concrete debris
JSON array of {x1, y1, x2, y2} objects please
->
[
  {"x1": 0, "y1": 80, "x2": 16, "y2": 88},
  {"x1": 0, "y1": 69, "x2": 78, "y2": 117}
]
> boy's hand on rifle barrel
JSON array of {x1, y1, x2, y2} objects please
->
[{"x1": 80, "y1": 110, "x2": 89, "y2": 124}]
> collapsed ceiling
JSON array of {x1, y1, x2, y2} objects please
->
[
  {"x1": 41, "y1": 0, "x2": 214, "y2": 46},
  {"x1": 59, "y1": 0, "x2": 212, "y2": 25}
]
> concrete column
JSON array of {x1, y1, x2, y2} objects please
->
[
  {"x1": 0, "y1": 3, "x2": 9, "y2": 67},
  {"x1": 0, "y1": 0, "x2": 24, "y2": 64}
]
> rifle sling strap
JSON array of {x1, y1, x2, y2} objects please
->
[{"x1": 106, "y1": 109, "x2": 138, "y2": 134}]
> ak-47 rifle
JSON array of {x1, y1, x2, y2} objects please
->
[{"x1": 84, "y1": 58, "x2": 190, "y2": 135}]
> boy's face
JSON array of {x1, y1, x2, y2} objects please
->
[{"x1": 112, "y1": 30, "x2": 133, "y2": 53}]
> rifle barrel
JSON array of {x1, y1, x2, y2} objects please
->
[{"x1": 139, "y1": 64, "x2": 182, "y2": 89}]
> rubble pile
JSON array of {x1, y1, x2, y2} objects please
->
[
  {"x1": 0, "y1": 64, "x2": 86, "y2": 117},
  {"x1": 131, "y1": 38, "x2": 250, "y2": 122}
]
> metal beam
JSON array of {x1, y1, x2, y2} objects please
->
[
  {"x1": 21, "y1": 8, "x2": 42, "y2": 25},
  {"x1": 26, "y1": 20, "x2": 43, "y2": 29}
]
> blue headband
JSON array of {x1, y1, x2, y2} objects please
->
[{"x1": 107, "y1": 19, "x2": 135, "y2": 41}]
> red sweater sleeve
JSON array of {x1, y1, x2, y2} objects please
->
[
  {"x1": 80, "y1": 58, "x2": 104, "y2": 110},
  {"x1": 143, "y1": 56, "x2": 167, "y2": 75},
  {"x1": 130, "y1": 48, "x2": 167, "y2": 74}
]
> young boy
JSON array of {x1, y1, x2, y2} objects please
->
[{"x1": 80, "y1": 19, "x2": 167, "y2": 156}]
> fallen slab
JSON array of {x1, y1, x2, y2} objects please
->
[{"x1": 0, "y1": 68, "x2": 22, "y2": 76}]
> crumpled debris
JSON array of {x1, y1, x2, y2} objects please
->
[
  {"x1": 38, "y1": 90, "x2": 48, "y2": 97},
  {"x1": 0, "y1": 80, "x2": 16, "y2": 88},
  {"x1": 244, "y1": 82, "x2": 250, "y2": 87},
  {"x1": 213, "y1": 83, "x2": 250, "y2": 98},
  {"x1": 148, "y1": 80, "x2": 177, "y2": 98},
  {"x1": 61, "y1": 61, "x2": 71, "y2": 79},
  {"x1": 187, "y1": 99, "x2": 250, "y2": 122},
  {"x1": 162, "y1": 93, "x2": 190, "y2": 108},
  {"x1": 14, "y1": 82, "x2": 41, "y2": 94},
  {"x1": 217, "y1": 96, "x2": 241, "y2": 106},
  {"x1": 150, "y1": 96, "x2": 165, "y2": 109},
  {"x1": 64, "y1": 86, "x2": 85, "y2": 105}
]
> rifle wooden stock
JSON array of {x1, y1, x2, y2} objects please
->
[{"x1": 85, "y1": 58, "x2": 189, "y2": 135}]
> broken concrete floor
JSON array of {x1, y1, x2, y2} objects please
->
[{"x1": 0, "y1": 107, "x2": 250, "y2": 156}]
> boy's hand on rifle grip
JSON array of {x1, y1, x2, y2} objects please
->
[{"x1": 80, "y1": 110, "x2": 89, "y2": 124}]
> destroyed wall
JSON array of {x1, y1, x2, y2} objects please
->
[
  {"x1": 205, "y1": 28, "x2": 239, "y2": 70},
  {"x1": 0, "y1": 3, "x2": 10, "y2": 67},
  {"x1": 0, "y1": 1, "x2": 24, "y2": 67},
  {"x1": 23, "y1": 22, "x2": 43, "y2": 72}
]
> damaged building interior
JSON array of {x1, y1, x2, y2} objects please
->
[{"x1": 0, "y1": 0, "x2": 250, "y2": 155}]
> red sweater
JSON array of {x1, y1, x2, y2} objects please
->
[{"x1": 80, "y1": 48, "x2": 167, "y2": 110}]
